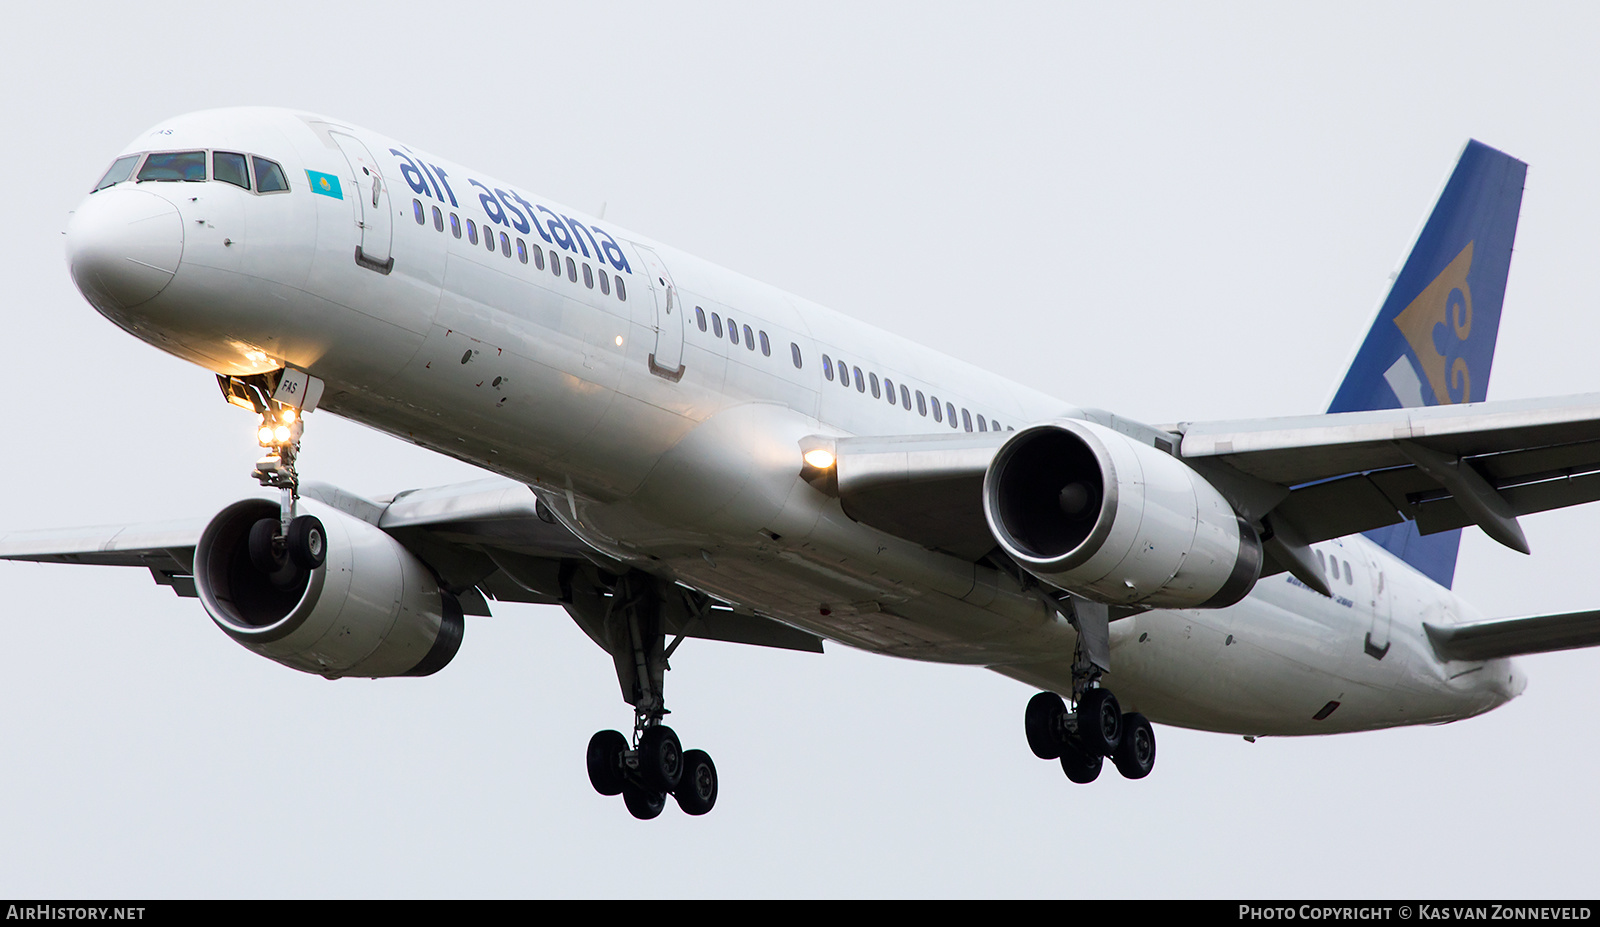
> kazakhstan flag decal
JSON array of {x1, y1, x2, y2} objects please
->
[{"x1": 306, "y1": 170, "x2": 343, "y2": 199}]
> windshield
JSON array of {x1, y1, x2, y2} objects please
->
[
  {"x1": 137, "y1": 151, "x2": 207, "y2": 182},
  {"x1": 93, "y1": 154, "x2": 141, "y2": 192}
]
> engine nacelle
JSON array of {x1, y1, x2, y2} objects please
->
[
  {"x1": 983, "y1": 419, "x2": 1262, "y2": 608},
  {"x1": 194, "y1": 498, "x2": 463, "y2": 678}
]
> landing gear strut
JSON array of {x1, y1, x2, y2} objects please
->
[
  {"x1": 567, "y1": 570, "x2": 720, "y2": 818},
  {"x1": 1022, "y1": 597, "x2": 1157, "y2": 783},
  {"x1": 218, "y1": 369, "x2": 327, "y2": 578}
]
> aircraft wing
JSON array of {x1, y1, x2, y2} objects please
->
[
  {"x1": 0, "y1": 479, "x2": 825, "y2": 654},
  {"x1": 1425, "y1": 609, "x2": 1600, "y2": 662},
  {"x1": 820, "y1": 393, "x2": 1600, "y2": 582},
  {"x1": 1178, "y1": 391, "x2": 1600, "y2": 551}
]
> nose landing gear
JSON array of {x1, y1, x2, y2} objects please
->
[{"x1": 218, "y1": 368, "x2": 327, "y2": 576}]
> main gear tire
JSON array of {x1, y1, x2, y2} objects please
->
[{"x1": 586, "y1": 730, "x2": 628, "y2": 796}]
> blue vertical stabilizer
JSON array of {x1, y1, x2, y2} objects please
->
[{"x1": 1327, "y1": 141, "x2": 1526, "y2": 588}]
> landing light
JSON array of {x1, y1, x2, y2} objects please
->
[
  {"x1": 803, "y1": 449, "x2": 836, "y2": 470},
  {"x1": 273, "y1": 424, "x2": 292, "y2": 444},
  {"x1": 614, "y1": 335, "x2": 624, "y2": 346},
  {"x1": 257, "y1": 425, "x2": 275, "y2": 446}
]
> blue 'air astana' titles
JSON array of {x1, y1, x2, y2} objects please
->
[{"x1": 15, "y1": 107, "x2": 1600, "y2": 819}]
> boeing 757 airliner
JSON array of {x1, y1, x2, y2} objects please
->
[{"x1": 12, "y1": 107, "x2": 1600, "y2": 819}]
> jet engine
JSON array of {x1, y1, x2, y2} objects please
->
[
  {"x1": 983, "y1": 419, "x2": 1261, "y2": 609},
  {"x1": 193, "y1": 498, "x2": 463, "y2": 678}
]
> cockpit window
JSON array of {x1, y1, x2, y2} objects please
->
[
  {"x1": 213, "y1": 152, "x2": 250, "y2": 190},
  {"x1": 253, "y1": 157, "x2": 289, "y2": 193},
  {"x1": 137, "y1": 151, "x2": 207, "y2": 182},
  {"x1": 93, "y1": 154, "x2": 141, "y2": 192}
]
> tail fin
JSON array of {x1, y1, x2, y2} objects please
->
[{"x1": 1327, "y1": 140, "x2": 1527, "y2": 589}]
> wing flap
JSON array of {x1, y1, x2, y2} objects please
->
[{"x1": 1425, "y1": 609, "x2": 1600, "y2": 662}]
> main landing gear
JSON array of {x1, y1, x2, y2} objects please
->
[
  {"x1": 1022, "y1": 596, "x2": 1156, "y2": 783},
  {"x1": 565, "y1": 570, "x2": 720, "y2": 819},
  {"x1": 1025, "y1": 688, "x2": 1155, "y2": 783},
  {"x1": 586, "y1": 722, "x2": 719, "y2": 819},
  {"x1": 218, "y1": 370, "x2": 327, "y2": 580}
]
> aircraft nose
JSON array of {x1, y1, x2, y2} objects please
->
[{"x1": 65, "y1": 188, "x2": 184, "y2": 312}]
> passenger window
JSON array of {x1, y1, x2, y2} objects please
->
[
  {"x1": 616, "y1": 276, "x2": 626, "y2": 301},
  {"x1": 931, "y1": 396, "x2": 942, "y2": 422},
  {"x1": 947, "y1": 403, "x2": 958, "y2": 428},
  {"x1": 1344, "y1": 560, "x2": 1354, "y2": 584},
  {"x1": 533, "y1": 244, "x2": 545, "y2": 270},
  {"x1": 854, "y1": 366, "x2": 865, "y2": 393},
  {"x1": 916, "y1": 391, "x2": 927, "y2": 416},
  {"x1": 213, "y1": 152, "x2": 249, "y2": 190},
  {"x1": 822, "y1": 354, "x2": 833, "y2": 380},
  {"x1": 760, "y1": 331, "x2": 771, "y2": 356},
  {"x1": 1316, "y1": 551, "x2": 1327, "y2": 572},
  {"x1": 549, "y1": 249, "x2": 560, "y2": 274},
  {"x1": 433, "y1": 206, "x2": 444, "y2": 232},
  {"x1": 791, "y1": 342, "x2": 803, "y2": 369},
  {"x1": 485, "y1": 227, "x2": 497, "y2": 252},
  {"x1": 599, "y1": 268, "x2": 609, "y2": 293},
  {"x1": 467, "y1": 219, "x2": 478, "y2": 244},
  {"x1": 962, "y1": 409, "x2": 973, "y2": 432},
  {"x1": 743, "y1": 325, "x2": 754, "y2": 350},
  {"x1": 252, "y1": 157, "x2": 288, "y2": 193},
  {"x1": 517, "y1": 238, "x2": 529, "y2": 263},
  {"x1": 501, "y1": 232, "x2": 511, "y2": 257},
  {"x1": 728, "y1": 318, "x2": 740, "y2": 345},
  {"x1": 450, "y1": 214, "x2": 462, "y2": 238},
  {"x1": 869, "y1": 373, "x2": 880, "y2": 398},
  {"x1": 94, "y1": 154, "x2": 142, "y2": 192},
  {"x1": 566, "y1": 256, "x2": 577, "y2": 281},
  {"x1": 138, "y1": 151, "x2": 206, "y2": 182},
  {"x1": 712, "y1": 313, "x2": 724, "y2": 338},
  {"x1": 840, "y1": 363, "x2": 850, "y2": 388},
  {"x1": 977, "y1": 414, "x2": 987, "y2": 432},
  {"x1": 583, "y1": 263, "x2": 594, "y2": 288},
  {"x1": 696, "y1": 307, "x2": 707, "y2": 332},
  {"x1": 413, "y1": 199, "x2": 425, "y2": 224}
]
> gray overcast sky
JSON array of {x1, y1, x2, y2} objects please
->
[{"x1": 3, "y1": 1, "x2": 1599, "y2": 898}]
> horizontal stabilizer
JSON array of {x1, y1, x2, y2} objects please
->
[{"x1": 1424, "y1": 609, "x2": 1600, "y2": 662}]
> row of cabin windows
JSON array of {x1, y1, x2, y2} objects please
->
[
  {"x1": 687, "y1": 302, "x2": 1003, "y2": 432},
  {"x1": 693, "y1": 305, "x2": 800, "y2": 367},
  {"x1": 412, "y1": 199, "x2": 625, "y2": 301},
  {"x1": 1315, "y1": 551, "x2": 1356, "y2": 586},
  {"x1": 93, "y1": 150, "x2": 289, "y2": 194},
  {"x1": 819, "y1": 353, "x2": 1010, "y2": 433}
]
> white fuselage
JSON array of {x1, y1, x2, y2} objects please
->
[{"x1": 65, "y1": 108, "x2": 1523, "y2": 737}]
